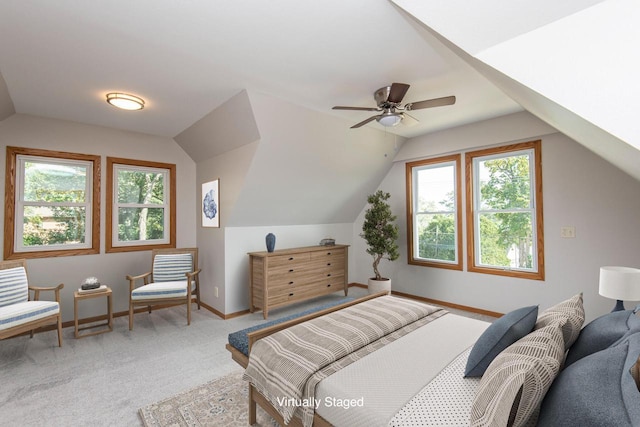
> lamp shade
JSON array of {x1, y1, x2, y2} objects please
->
[{"x1": 599, "y1": 266, "x2": 640, "y2": 301}]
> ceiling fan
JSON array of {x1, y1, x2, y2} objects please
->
[{"x1": 332, "y1": 82, "x2": 455, "y2": 129}]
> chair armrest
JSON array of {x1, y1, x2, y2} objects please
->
[
  {"x1": 29, "y1": 283, "x2": 64, "y2": 302},
  {"x1": 126, "y1": 272, "x2": 151, "y2": 281},
  {"x1": 126, "y1": 272, "x2": 151, "y2": 292},
  {"x1": 185, "y1": 268, "x2": 201, "y2": 279}
]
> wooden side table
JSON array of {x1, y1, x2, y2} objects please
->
[{"x1": 74, "y1": 286, "x2": 113, "y2": 338}]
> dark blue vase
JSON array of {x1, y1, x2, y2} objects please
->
[{"x1": 265, "y1": 233, "x2": 276, "y2": 252}]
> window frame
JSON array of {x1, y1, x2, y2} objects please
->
[
  {"x1": 406, "y1": 154, "x2": 463, "y2": 271},
  {"x1": 106, "y1": 157, "x2": 176, "y2": 253},
  {"x1": 465, "y1": 140, "x2": 544, "y2": 280},
  {"x1": 4, "y1": 146, "x2": 100, "y2": 259}
]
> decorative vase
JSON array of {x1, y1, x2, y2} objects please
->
[
  {"x1": 265, "y1": 233, "x2": 276, "y2": 252},
  {"x1": 368, "y1": 278, "x2": 391, "y2": 295}
]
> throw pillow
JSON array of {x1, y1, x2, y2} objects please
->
[
  {"x1": 534, "y1": 293, "x2": 584, "y2": 348},
  {"x1": 469, "y1": 323, "x2": 565, "y2": 427},
  {"x1": 464, "y1": 305, "x2": 539, "y2": 377},
  {"x1": 565, "y1": 307, "x2": 640, "y2": 367},
  {"x1": 538, "y1": 332, "x2": 640, "y2": 427}
]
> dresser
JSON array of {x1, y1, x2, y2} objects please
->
[{"x1": 248, "y1": 244, "x2": 349, "y2": 319}]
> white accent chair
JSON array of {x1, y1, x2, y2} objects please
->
[
  {"x1": 126, "y1": 248, "x2": 201, "y2": 330},
  {"x1": 0, "y1": 259, "x2": 64, "y2": 347}
]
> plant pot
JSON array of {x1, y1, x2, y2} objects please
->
[{"x1": 368, "y1": 278, "x2": 391, "y2": 295}]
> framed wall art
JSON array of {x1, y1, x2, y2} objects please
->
[{"x1": 202, "y1": 179, "x2": 220, "y2": 227}]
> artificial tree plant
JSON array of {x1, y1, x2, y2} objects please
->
[{"x1": 361, "y1": 190, "x2": 399, "y2": 280}]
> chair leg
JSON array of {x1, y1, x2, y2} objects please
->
[
  {"x1": 196, "y1": 288, "x2": 201, "y2": 310},
  {"x1": 57, "y1": 315, "x2": 63, "y2": 347},
  {"x1": 187, "y1": 297, "x2": 192, "y2": 325},
  {"x1": 30, "y1": 329, "x2": 34, "y2": 339},
  {"x1": 129, "y1": 301, "x2": 134, "y2": 331}
]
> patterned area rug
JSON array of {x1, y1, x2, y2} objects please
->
[{"x1": 139, "y1": 370, "x2": 277, "y2": 427}]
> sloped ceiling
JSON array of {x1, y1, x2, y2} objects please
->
[
  {"x1": 392, "y1": 0, "x2": 640, "y2": 181},
  {"x1": 0, "y1": 0, "x2": 520, "y2": 139},
  {"x1": 0, "y1": 72, "x2": 15, "y2": 121},
  {"x1": 176, "y1": 88, "x2": 404, "y2": 227}
]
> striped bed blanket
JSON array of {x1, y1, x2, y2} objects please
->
[{"x1": 243, "y1": 295, "x2": 445, "y2": 426}]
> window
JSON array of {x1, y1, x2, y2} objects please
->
[
  {"x1": 4, "y1": 146, "x2": 100, "y2": 259},
  {"x1": 106, "y1": 157, "x2": 176, "y2": 252},
  {"x1": 466, "y1": 140, "x2": 544, "y2": 280},
  {"x1": 406, "y1": 154, "x2": 462, "y2": 270}
]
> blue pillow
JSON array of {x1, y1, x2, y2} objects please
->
[
  {"x1": 538, "y1": 332, "x2": 640, "y2": 426},
  {"x1": 565, "y1": 306, "x2": 640, "y2": 367},
  {"x1": 464, "y1": 305, "x2": 538, "y2": 377}
]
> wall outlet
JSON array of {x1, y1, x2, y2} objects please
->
[
  {"x1": 561, "y1": 226, "x2": 576, "y2": 238},
  {"x1": 214, "y1": 286, "x2": 219, "y2": 298}
]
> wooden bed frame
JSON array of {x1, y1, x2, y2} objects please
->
[{"x1": 226, "y1": 292, "x2": 388, "y2": 427}]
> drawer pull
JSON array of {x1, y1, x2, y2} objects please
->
[
  {"x1": 327, "y1": 263, "x2": 331, "y2": 266},
  {"x1": 289, "y1": 281, "x2": 294, "y2": 285},
  {"x1": 327, "y1": 274, "x2": 331, "y2": 277},
  {"x1": 289, "y1": 269, "x2": 294, "y2": 272},
  {"x1": 327, "y1": 252, "x2": 332, "y2": 255},
  {"x1": 289, "y1": 293, "x2": 294, "y2": 297},
  {"x1": 326, "y1": 284, "x2": 331, "y2": 287},
  {"x1": 289, "y1": 257, "x2": 294, "y2": 260}
]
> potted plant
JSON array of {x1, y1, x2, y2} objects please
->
[{"x1": 360, "y1": 190, "x2": 399, "y2": 294}]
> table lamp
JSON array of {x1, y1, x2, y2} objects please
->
[{"x1": 599, "y1": 266, "x2": 640, "y2": 312}]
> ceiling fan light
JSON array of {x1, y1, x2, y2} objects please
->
[
  {"x1": 376, "y1": 114, "x2": 402, "y2": 127},
  {"x1": 106, "y1": 92, "x2": 145, "y2": 111}
]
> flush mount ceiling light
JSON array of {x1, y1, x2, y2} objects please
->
[{"x1": 106, "y1": 92, "x2": 145, "y2": 111}]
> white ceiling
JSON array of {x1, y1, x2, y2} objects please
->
[{"x1": 0, "y1": 0, "x2": 522, "y2": 139}]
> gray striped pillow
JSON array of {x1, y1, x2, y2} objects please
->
[
  {"x1": 152, "y1": 254, "x2": 193, "y2": 282},
  {"x1": 470, "y1": 323, "x2": 565, "y2": 427},
  {"x1": 0, "y1": 266, "x2": 29, "y2": 308},
  {"x1": 534, "y1": 293, "x2": 584, "y2": 348}
]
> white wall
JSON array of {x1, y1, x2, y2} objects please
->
[
  {"x1": 225, "y1": 223, "x2": 354, "y2": 314},
  {"x1": 0, "y1": 114, "x2": 197, "y2": 322},
  {"x1": 352, "y1": 112, "x2": 640, "y2": 322}
]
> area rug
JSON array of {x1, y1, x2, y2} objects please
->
[{"x1": 139, "y1": 370, "x2": 277, "y2": 427}]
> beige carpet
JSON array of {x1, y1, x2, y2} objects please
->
[{"x1": 139, "y1": 370, "x2": 277, "y2": 427}]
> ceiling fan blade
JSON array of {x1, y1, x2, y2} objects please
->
[
  {"x1": 332, "y1": 106, "x2": 380, "y2": 111},
  {"x1": 401, "y1": 112, "x2": 419, "y2": 127},
  {"x1": 351, "y1": 115, "x2": 379, "y2": 129},
  {"x1": 406, "y1": 95, "x2": 456, "y2": 111},
  {"x1": 387, "y1": 83, "x2": 410, "y2": 104}
]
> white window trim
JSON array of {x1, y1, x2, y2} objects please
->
[
  {"x1": 15, "y1": 154, "x2": 93, "y2": 253},
  {"x1": 111, "y1": 164, "x2": 171, "y2": 247}
]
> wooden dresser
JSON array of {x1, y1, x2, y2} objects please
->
[{"x1": 248, "y1": 244, "x2": 349, "y2": 319}]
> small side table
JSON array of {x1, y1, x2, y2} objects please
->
[{"x1": 74, "y1": 286, "x2": 113, "y2": 338}]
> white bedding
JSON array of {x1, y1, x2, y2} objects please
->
[
  {"x1": 389, "y1": 347, "x2": 479, "y2": 427},
  {"x1": 314, "y1": 312, "x2": 489, "y2": 427}
]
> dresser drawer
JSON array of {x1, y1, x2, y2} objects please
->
[
  {"x1": 309, "y1": 247, "x2": 345, "y2": 261},
  {"x1": 249, "y1": 244, "x2": 349, "y2": 319},
  {"x1": 268, "y1": 252, "x2": 311, "y2": 267}
]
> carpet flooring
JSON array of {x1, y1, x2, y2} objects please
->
[{"x1": 1, "y1": 287, "x2": 494, "y2": 426}]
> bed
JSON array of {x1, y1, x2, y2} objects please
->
[{"x1": 227, "y1": 292, "x2": 640, "y2": 427}]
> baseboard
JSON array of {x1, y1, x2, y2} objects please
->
[{"x1": 15, "y1": 283, "x2": 501, "y2": 339}]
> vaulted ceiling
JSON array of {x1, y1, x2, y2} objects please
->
[
  {"x1": 1, "y1": 0, "x2": 638, "y2": 182},
  {"x1": 0, "y1": 0, "x2": 518, "y2": 139}
]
